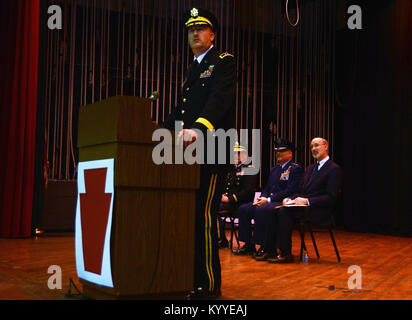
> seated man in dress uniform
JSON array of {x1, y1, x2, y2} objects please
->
[
  {"x1": 233, "y1": 139, "x2": 304, "y2": 258},
  {"x1": 266, "y1": 137, "x2": 342, "y2": 263},
  {"x1": 217, "y1": 143, "x2": 258, "y2": 248}
]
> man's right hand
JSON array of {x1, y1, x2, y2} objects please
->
[
  {"x1": 177, "y1": 129, "x2": 198, "y2": 149},
  {"x1": 253, "y1": 197, "x2": 268, "y2": 207},
  {"x1": 282, "y1": 198, "x2": 291, "y2": 205}
]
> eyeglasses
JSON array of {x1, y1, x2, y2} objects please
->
[{"x1": 310, "y1": 143, "x2": 326, "y2": 149}]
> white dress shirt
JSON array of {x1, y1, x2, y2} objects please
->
[
  {"x1": 317, "y1": 156, "x2": 330, "y2": 170},
  {"x1": 194, "y1": 45, "x2": 214, "y2": 64}
]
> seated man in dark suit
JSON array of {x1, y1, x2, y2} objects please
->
[
  {"x1": 266, "y1": 137, "x2": 342, "y2": 263},
  {"x1": 233, "y1": 139, "x2": 303, "y2": 257},
  {"x1": 218, "y1": 143, "x2": 257, "y2": 248}
]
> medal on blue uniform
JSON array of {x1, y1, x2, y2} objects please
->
[{"x1": 280, "y1": 166, "x2": 291, "y2": 180}]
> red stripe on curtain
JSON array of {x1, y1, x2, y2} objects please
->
[{"x1": 0, "y1": 0, "x2": 40, "y2": 238}]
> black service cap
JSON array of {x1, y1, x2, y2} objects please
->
[
  {"x1": 183, "y1": 8, "x2": 218, "y2": 31},
  {"x1": 274, "y1": 138, "x2": 295, "y2": 152}
]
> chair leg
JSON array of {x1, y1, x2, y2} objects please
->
[
  {"x1": 299, "y1": 222, "x2": 307, "y2": 261},
  {"x1": 228, "y1": 217, "x2": 234, "y2": 249},
  {"x1": 308, "y1": 225, "x2": 320, "y2": 259},
  {"x1": 218, "y1": 216, "x2": 223, "y2": 240},
  {"x1": 232, "y1": 218, "x2": 240, "y2": 248},
  {"x1": 328, "y1": 227, "x2": 341, "y2": 263}
]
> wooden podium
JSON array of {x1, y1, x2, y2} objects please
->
[{"x1": 75, "y1": 96, "x2": 199, "y2": 299}]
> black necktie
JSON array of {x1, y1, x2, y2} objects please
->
[
  {"x1": 308, "y1": 162, "x2": 319, "y2": 184},
  {"x1": 189, "y1": 60, "x2": 199, "y2": 79}
]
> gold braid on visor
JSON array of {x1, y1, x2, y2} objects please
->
[{"x1": 185, "y1": 16, "x2": 214, "y2": 28}]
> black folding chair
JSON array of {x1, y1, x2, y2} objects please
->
[
  {"x1": 298, "y1": 207, "x2": 341, "y2": 263},
  {"x1": 217, "y1": 209, "x2": 239, "y2": 249}
]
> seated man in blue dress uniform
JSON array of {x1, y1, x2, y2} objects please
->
[{"x1": 233, "y1": 139, "x2": 303, "y2": 258}]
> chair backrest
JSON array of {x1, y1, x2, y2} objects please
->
[{"x1": 329, "y1": 188, "x2": 343, "y2": 226}]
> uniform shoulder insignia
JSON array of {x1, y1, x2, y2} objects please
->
[{"x1": 219, "y1": 52, "x2": 234, "y2": 59}]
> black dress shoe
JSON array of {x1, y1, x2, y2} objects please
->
[
  {"x1": 255, "y1": 252, "x2": 277, "y2": 261},
  {"x1": 218, "y1": 238, "x2": 229, "y2": 249},
  {"x1": 252, "y1": 247, "x2": 265, "y2": 259},
  {"x1": 232, "y1": 244, "x2": 255, "y2": 255},
  {"x1": 267, "y1": 254, "x2": 294, "y2": 264},
  {"x1": 185, "y1": 287, "x2": 221, "y2": 300}
]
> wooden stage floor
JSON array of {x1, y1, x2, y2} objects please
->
[{"x1": 0, "y1": 230, "x2": 411, "y2": 300}]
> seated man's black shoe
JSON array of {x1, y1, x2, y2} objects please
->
[
  {"x1": 185, "y1": 287, "x2": 221, "y2": 300},
  {"x1": 252, "y1": 247, "x2": 265, "y2": 259},
  {"x1": 232, "y1": 244, "x2": 255, "y2": 255},
  {"x1": 267, "y1": 254, "x2": 294, "y2": 264},
  {"x1": 218, "y1": 238, "x2": 229, "y2": 249},
  {"x1": 255, "y1": 252, "x2": 277, "y2": 261}
]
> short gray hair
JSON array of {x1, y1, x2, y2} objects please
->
[{"x1": 311, "y1": 137, "x2": 328, "y2": 146}]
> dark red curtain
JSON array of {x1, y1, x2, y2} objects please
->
[{"x1": 0, "y1": 0, "x2": 40, "y2": 237}]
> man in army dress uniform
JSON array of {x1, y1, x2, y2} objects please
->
[
  {"x1": 233, "y1": 139, "x2": 303, "y2": 260},
  {"x1": 163, "y1": 8, "x2": 236, "y2": 299},
  {"x1": 217, "y1": 144, "x2": 258, "y2": 248}
]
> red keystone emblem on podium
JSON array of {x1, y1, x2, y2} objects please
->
[{"x1": 80, "y1": 168, "x2": 112, "y2": 275}]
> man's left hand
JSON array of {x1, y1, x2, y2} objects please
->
[
  {"x1": 293, "y1": 197, "x2": 309, "y2": 205},
  {"x1": 221, "y1": 194, "x2": 229, "y2": 203}
]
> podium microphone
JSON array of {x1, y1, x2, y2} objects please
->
[{"x1": 149, "y1": 91, "x2": 160, "y2": 101}]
